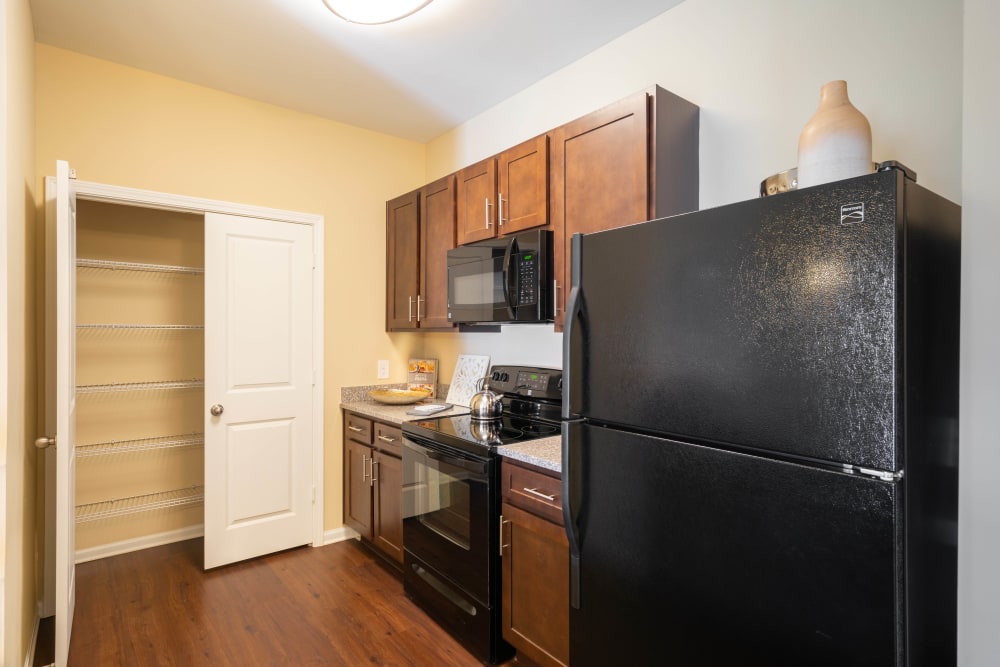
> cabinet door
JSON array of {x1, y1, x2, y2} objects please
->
[
  {"x1": 550, "y1": 91, "x2": 650, "y2": 328},
  {"x1": 373, "y1": 451, "x2": 404, "y2": 564},
  {"x1": 502, "y1": 501, "x2": 570, "y2": 667},
  {"x1": 419, "y1": 175, "x2": 457, "y2": 330},
  {"x1": 457, "y1": 157, "x2": 498, "y2": 244},
  {"x1": 386, "y1": 190, "x2": 420, "y2": 330},
  {"x1": 498, "y1": 135, "x2": 548, "y2": 235},
  {"x1": 344, "y1": 439, "x2": 373, "y2": 540}
]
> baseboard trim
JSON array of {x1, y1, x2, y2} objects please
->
[
  {"x1": 323, "y1": 526, "x2": 359, "y2": 545},
  {"x1": 75, "y1": 525, "x2": 205, "y2": 564}
]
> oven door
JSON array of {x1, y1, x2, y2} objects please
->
[{"x1": 402, "y1": 434, "x2": 492, "y2": 604}]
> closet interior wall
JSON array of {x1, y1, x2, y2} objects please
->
[{"x1": 74, "y1": 199, "x2": 206, "y2": 554}]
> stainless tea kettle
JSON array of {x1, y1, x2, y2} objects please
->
[{"x1": 469, "y1": 377, "x2": 503, "y2": 421}]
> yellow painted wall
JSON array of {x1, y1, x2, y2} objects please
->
[
  {"x1": 3, "y1": 0, "x2": 37, "y2": 663},
  {"x1": 34, "y1": 43, "x2": 426, "y2": 540}
]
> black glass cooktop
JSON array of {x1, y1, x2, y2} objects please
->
[{"x1": 403, "y1": 396, "x2": 563, "y2": 455}]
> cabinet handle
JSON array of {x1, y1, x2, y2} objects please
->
[
  {"x1": 371, "y1": 459, "x2": 379, "y2": 487},
  {"x1": 498, "y1": 192, "x2": 505, "y2": 227},
  {"x1": 499, "y1": 514, "x2": 510, "y2": 556},
  {"x1": 408, "y1": 295, "x2": 414, "y2": 322},
  {"x1": 485, "y1": 197, "x2": 492, "y2": 229},
  {"x1": 361, "y1": 454, "x2": 370, "y2": 482},
  {"x1": 523, "y1": 487, "x2": 557, "y2": 502},
  {"x1": 377, "y1": 434, "x2": 396, "y2": 443},
  {"x1": 347, "y1": 425, "x2": 363, "y2": 433},
  {"x1": 553, "y1": 280, "x2": 561, "y2": 317},
  {"x1": 416, "y1": 295, "x2": 424, "y2": 322}
]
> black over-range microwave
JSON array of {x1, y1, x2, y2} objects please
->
[{"x1": 446, "y1": 229, "x2": 552, "y2": 325}]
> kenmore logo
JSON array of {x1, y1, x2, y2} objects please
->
[{"x1": 841, "y1": 202, "x2": 865, "y2": 225}]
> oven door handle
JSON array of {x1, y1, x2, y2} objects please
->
[{"x1": 404, "y1": 438, "x2": 488, "y2": 475}]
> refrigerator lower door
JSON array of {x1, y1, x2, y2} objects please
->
[{"x1": 567, "y1": 422, "x2": 901, "y2": 667}]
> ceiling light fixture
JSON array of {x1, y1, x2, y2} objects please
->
[{"x1": 322, "y1": 0, "x2": 434, "y2": 25}]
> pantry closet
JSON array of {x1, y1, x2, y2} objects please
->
[{"x1": 43, "y1": 162, "x2": 325, "y2": 666}]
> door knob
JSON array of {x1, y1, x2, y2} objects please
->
[
  {"x1": 210, "y1": 404, "x2": 224, "y2": 416},
  {"x1": 35, "y1": 436, "x2": 56, "y2": 449}
]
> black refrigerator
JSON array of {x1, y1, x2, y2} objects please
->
[{"x1": 561, "y1": 166, "x2": 959, "y2": 667}]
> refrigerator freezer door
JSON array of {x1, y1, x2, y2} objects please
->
[
  {"x1": 566, "y1": 422, "x2": 901, "y2": 667},
  {"x1": 570, "y1": 170, "x2": 902, "y2": 470}
]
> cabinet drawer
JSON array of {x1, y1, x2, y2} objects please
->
[
  {"x1": 502, "y1": 461, "x2": 563, "y2": 526},
  {"x1": 374, "y1": 423, "x2": 403, "y2": 457},
  {"x1": 344, "y1": 413, "x2": 373, "y2": 445}
]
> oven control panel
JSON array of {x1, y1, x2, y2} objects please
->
[{"x1": 488, "y1": 365, "x2": 562, "y2": 400}]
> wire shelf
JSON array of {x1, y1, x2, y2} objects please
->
[
  {"x1": 76, "y1": 486, "x2": 204, "y2": 523},
  {"x1": 76, "y1": 323, "x2": 205, "y2": 331},
  {"x1": 77, "y1": 432, "x2": 205, "y2": 458},
  {"x1": 76, "y1": 258, "x2": 204, "y2": 275},
  {"x1": 76, "y1": 379, "x2": 204, "y2": 394}
]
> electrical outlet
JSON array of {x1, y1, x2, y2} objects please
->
[{"x1": 377, "y1": 360, "x2": 390, "y2": 379}]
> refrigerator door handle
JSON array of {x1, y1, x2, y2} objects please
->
[{"x1": 562, "y1": 420, "x2": 583, "y2": 609}]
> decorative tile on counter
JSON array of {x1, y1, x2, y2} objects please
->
[{"x1": 498, "y1": 436, "x2": 562, "y2": 473}]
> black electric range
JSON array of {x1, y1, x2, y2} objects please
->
[{"x1": 400, "y1": 365, "x2": 563, "y2": 665}]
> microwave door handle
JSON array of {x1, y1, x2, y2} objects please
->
[{"x1": 502, "y1": 239, "x2": 517, "y2": 319}]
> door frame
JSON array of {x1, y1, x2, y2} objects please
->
[{"x1": 43, "y1": 176, "x2": 327, "y2": 567}]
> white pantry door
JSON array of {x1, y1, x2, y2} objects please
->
[
  {"x1": 203, "y1": 213, "x2": 315, "y2": 568},
  {"x1": 47, "y1": 160, "x2": 77, "y2": 667}
]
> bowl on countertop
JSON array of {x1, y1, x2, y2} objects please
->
[{"x1": 368, "y1": 388, "x2": 432, "y2": 405}]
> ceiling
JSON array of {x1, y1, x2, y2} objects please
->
[{"x1": 30, "y1": 0, "x2": 685, "y2": 143}]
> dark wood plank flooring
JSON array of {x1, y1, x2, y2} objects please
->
[{"x1": 65, "y1": 538, "x2": 499, "y2": 666}]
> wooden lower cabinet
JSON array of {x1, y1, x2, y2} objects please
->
[
  {"x1": 501, "y1": 460, "x2": 570, "y2": 667},
  {"x1": 343, "y1": 411, "x2": 404, "y2": 565},
  {"x1": 372, "y1": 449, "x2": 404, "y2": 563}
]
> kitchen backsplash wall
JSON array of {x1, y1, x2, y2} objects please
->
[{"x1": 422, "y1": 326, "x2": 562, "y2": 383}]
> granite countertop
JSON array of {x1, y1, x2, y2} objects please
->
[
  {"x1": 340, "y1": 399, "x2": 468, "y2": 425},
  {"x1": 498, "y1": 436, "x2": 562, "y2": 473},
  {"x1": 340, "y1": 383, "x2": 562, "y2": 473}
]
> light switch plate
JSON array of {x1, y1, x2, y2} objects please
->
[{"x1": 377, "y1": 360, "x2": 389, "y2": 379}]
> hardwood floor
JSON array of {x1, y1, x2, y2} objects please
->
[{"x1": 65, "y1": 538, "x2": 496, "y2": 666}]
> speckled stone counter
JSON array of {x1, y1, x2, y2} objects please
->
[
  {"x1": 341, "y1": 383, "x2": 465, "y2": 424},
  {"x1": 339, "y1": 399, "x2": 468, "y2": 425},
  {"x1": 499, "y1": 435, "x2": 562, "y2": 473}
]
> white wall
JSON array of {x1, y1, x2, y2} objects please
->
[
  {"x1": 959, "y1": 1, "x2": 1000, "y2": 664},
  {"x1": 428, "y1": 0, "x2": 962, "y2": 206}
]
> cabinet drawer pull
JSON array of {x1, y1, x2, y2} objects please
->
[
  {"x1": 361, "y1": 454, "x2": 370, "y2": 482},
  {"x1": 553, "y1": 279, "x2": 561, "y2": 318},
  {"x1": 498, "y1": 192, "x2": 505, "y2": 227},
  {"x1": 348, "y1": 425, "x2": 364, "y2": 433},
  {"x1": 371, "y1": 460, "x2": 379, "y2": 486},
  {"x1": 408, "y1": 295, "x2": 414, "y2": 322},
  {"x1": 522, "y1": 487, "x2": 556, "y2": 502},
  {"x1": 377, "y1": 434, "x2": 396, "y2": 443},
  {"x1": 416, "y1": 295, "x2": 424, "y2": 322},
  {"x1": 485, "y1": 197, "x2": 492, "y2": 229}
]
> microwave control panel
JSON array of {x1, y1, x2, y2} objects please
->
[{"x1": 515, "y1": 253, "x2": 537, "y2": 305}]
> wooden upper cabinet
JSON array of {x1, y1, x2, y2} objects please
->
[
  {"x1": 550, "y1": 85, "x2": 699, "y2": 329},
  {"x1": 386, "y1": 190, "x2": 420, "y2": 330},
  {"x1": 419, "y1": 175, "x2": 457, "y2": 330},
  {"x1": 498, "y1": 135, "x2": 549, "y2": 235},
  {"x1": 386, "y1": 178, "x2": 456, "y2": 332},
  {"x1": 457, "y1": 135, "x2": 549, "y2": 245},
  {"x1": 457, "y1": 157, "x2": 498, "y2": 244}
]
